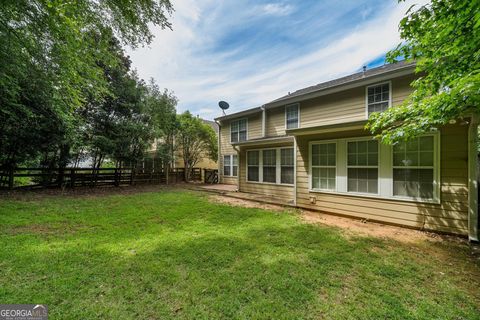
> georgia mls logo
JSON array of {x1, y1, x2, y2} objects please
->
[{"x1": 0, "y1": 304, "x2": 48, "y2": 320}]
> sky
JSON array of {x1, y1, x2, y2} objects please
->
[{"x1": 127, "y1": 0, "x2": 426, "y2": 120}]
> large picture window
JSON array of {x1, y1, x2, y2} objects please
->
[
  {"x1": 231, "y1": 119, "x2": 247, "y2": 143},
  {"x1": 247, "y1": 151, "x2": 259, "y2": 182},
  {"x1": 393, "y1": 136, "x2": 435, "y2": 199},
  {"x1": 281, "y1": 148, "x2": 294, "y2": 184},
  {"x1": 285, "y1": 104, "x2": 299, "y2": 129},
  {"x1": 347, "y1": 140, "x2": 378, "y2": 194},
  {"x1": 311, "y1": 142, "x2": 336, "y2": 191},
  {"x1": 367, "y1": 83, "x2": 390, "y2": 117},
  {"x1": 308, "y1": 134, "x2": 439, "y2": 203}
]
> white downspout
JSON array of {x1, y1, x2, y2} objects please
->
[
  {"x1": 215, "y1": 120, "x2": 222, "y2": 183},
  {"x1": 293, "y1": 136, "x2": 298, "y2": 206},
  {"x1": 468, "y1": 115, "x2": 479, "y2": 242},
  {"x1": 233, "y1": 145, "x2": 240, "y2": 192}
]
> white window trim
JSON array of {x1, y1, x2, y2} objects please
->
[
  {"x1": 309, "y1": 140, "x2": 338, "y2": 192},
  {"x1": 308, "y1": 134, "x2": 441, "y2": 204},
  {"x1": 285, "y1": 103, "x2": 300, "y2": 130},
  {"x1": 365, "y1": 81, "x2": 392, "y2": 119},
  {"x1": 246, "y1": 147, "x2": 294, "y2": 186},
  {"x1": 345, "y1": 137, "x2": 380, "y2": 196},
  {"x1": 230, "y1": 118, "x2": 248, "y2": 144},
  {"x1": 223, "y1": 154, "x2": 238, "y2": 177}
]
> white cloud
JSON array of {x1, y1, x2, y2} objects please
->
[
  {"x1": 127, "y1": 0, "x2": 428, "y2": 120},
  {"x1": 260, "y1": 3, "x2": 295, "y2": 16}
]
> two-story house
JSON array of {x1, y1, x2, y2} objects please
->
[{"x1": 215, "y1": 61, "x2": 479, "y2": 240}]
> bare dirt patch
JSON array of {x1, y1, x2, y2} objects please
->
[
  {"x1": 209, "y1": 194, "x2": 291, "y2": 212},
  {"x1": 209, "y1": 194, "x2": 467, "y2": 245}
]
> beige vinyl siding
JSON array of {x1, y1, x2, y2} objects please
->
[
  {"x1": 238, "y1": 143, "x2": 294, "y2": 202},
  {"x1": 298, "y1": 74, "x2": 417, "y2": 130},
  {"x1": 266, "y1": 108, "x2": 286, "y2": 137},
  {"x1": 218, "y1": 113, "x2": 263, "y2": 184},
  {"x1": 295, "y1": 124, "x2": 469, "y2": 235}
]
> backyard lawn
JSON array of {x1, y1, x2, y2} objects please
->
[{"x1": 0, "y1": 188, "x2": 479, "y2": 319}]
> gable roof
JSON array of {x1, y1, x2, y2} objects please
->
[{"x1": 215, "y1": 60, "x2": 416, "y2": 121}]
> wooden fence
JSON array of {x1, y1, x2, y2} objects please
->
[{"x1": 0, "y1": 167, "x2": 204, "y2": 190}]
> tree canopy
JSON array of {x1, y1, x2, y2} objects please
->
[
  {"x1": 0, "y1": 0, "x2": 174, "y2": 168},
  {"x1": 176, "y1": 112, "x2": 218, "y2": 180},
  {"x1": 366, "y1": 0, "x2": 480, "y2": 143}
]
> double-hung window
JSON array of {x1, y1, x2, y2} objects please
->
[
  {"x1": 309, "y1": 134, "x2": 438, "y2": 202},
  {"x1": 347, "y1": 140, "x2": 378, "y2": 194},
  {"x1": 393, "y1": 136, "x2": 435, "y2": 199},
  {"x1": 247, "y1": 151, "x2": 260, "y2": 182},
  {"x1": 367, "y1": 83, "x2": 390, "y2": 117},
  {"x1": 262, "y1": 149, "x2": 277, "y2": 183},
  {"x1": 231, "y1": 119, "x2": 247, "y2": 143},
  {"x1": 311, "y1": 142, "x2": 336, "y2": 191},
  {"x1": 247, "y1": 147, "x2": 295, "y2": 185},
  {"x1": 285, "y1": 104, "x2": 299, "y2": 129},
  {"x1": 281, "y1": 148, "x2": 294, "y2": 184},
  {"x1": 223, "y1": 155, "x2": 238, "y2": 177}
]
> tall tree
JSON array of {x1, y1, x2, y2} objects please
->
[
  {"x1": 176, "y1": 112, "x2": 218, "y2": 181},
  {"x1": 0, "y1": 0, "x2": 173, "y2": 167},
  {"x1": 366, "y1": 0, "x2": 480, "y2": 142}
]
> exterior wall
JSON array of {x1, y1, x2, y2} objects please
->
[
  {"x1": 266, "y1": 107, "x2": 286, "y2": 137},
  {"x1": 238, "y1": 142, "x2": 295, "y2": 203},
  {"x1": 294, "y1": 124, "x2": 469, "y2": 235},
  {"x1": 299, "y1": 74, "x2": 415, "y2": 129},
  {"x1": 218, "y1": 112, "x2": 263, "y2": 184},
  {"x1": 173, "y1": 149, "x2": 217, "y2": 170}
]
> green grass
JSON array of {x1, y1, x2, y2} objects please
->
[{"x1": 0, "y1": 189, "x2": 479, "y2": 319}]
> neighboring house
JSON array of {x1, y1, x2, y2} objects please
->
[
  {"x1": 147, "y1": 118, "x2": 219, "y2": 170},
  {"x1": 215, "y1": 61, "x2": 478, "y2": 240}
]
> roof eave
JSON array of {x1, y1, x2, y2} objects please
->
[
  {"x1": 266, "y1": 64, "x2": 416, "y2": 108},
  {"x1": 214, "y1": 107, "x2": 263, "y2": 122},
  {"x1": 286, "y1": 120, "x2": 369, "y2": 136}
]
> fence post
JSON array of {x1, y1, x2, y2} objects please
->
[
  {"x1": 114, "y1": 168, "x2": 119, "y2": 187},
  {"x1": 8, "y1": 167, "x2": 14, "y2": 190},
  {"x1": 70, "y1": 169, "x2": 76, "y2": 188}
]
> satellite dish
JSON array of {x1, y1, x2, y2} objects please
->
[{"x1": 218, "y1": 101, "x2": 230, "y2": 115}]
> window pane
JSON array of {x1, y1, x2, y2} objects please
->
[
  {"x1": 281, "y1": 148, "x2": 294, "y2": 166},
  {"x1": 232, "y1": 166, "x2": 238, "y2": 177},
  {"x1": 348, "y1": 168, "x2": 378, "y2": 194},
  {"x1": 263, "y1": 167, "x2": 276, "y2": 183},
  {"x1": 232, "y1": 155, "x2": 238, "y2": 166},
  {"x1": 393, "y1": 137, "x2": 434, "y2": 168},
  {"x1": 347, "y1": 140, "x2": 378, "y2": 167},
  {"x1": 224, "y1": 166, "x2": 230, "y2": 176},
  {"x1": 312, "y1": 167, "x2": 335, "y2": 190},
  {"x1": 393, "y1": 169, "x2": 434, "y2": 198},
  {"x1": 224, "y1": 155, "x2": 231, "y2": 166},
  {"x1": 248, "y1": 166, "x2": 259, "y2": 181},
  {"x1": 286, "y1": 104, "x2": 299, "y2": 129},
  {"x1": 239, "y1": 131, "x2": 247, "y2": 142},
  {"x1": 281, "y1": 167, "x2": 294, "y2": 184},
  {"x1": 231, "y1": 132, "x2": 238, "y2": 143},
  {"x1": 239, "y1": 119, "x2": 247, "y2": 130},
  {"x1": 311, "y1": 145, "x2": 320, "y2": 166},
  {"x1": 247, "y1": 151, "x2": 259, "y2": 165},
  {"x1": 263, "y1": 150, "x2": 276, "y2": 166}
]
